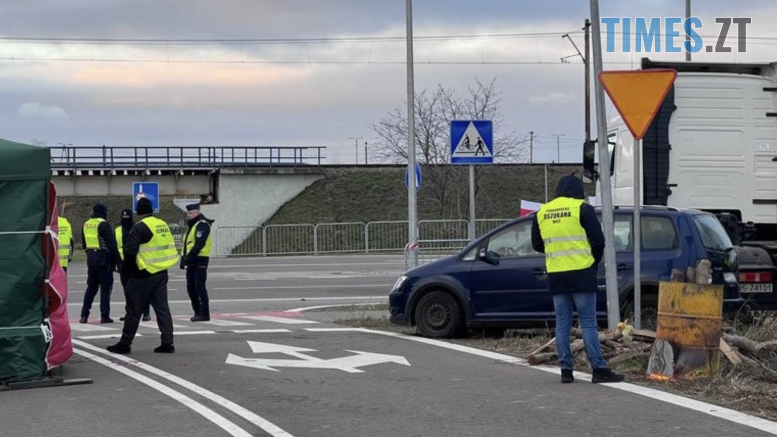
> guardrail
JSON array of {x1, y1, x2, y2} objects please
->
[
  {"x1": 213, "y1": 219, "x2": 515, "y2": 259},
  {"x1": 48, "y1": 145, "x2": 326, "y2": 170}
]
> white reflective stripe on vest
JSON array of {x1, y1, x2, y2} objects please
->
[
  {"x1": 143, "y1": 253, "x2": 180, "y2": 264},
  {"x1": 543, "y1": 235, "x2": 589, "y2": 245},
  {"x1": 545, "y1": 248, "x2": 592, "y2": 259},
  {"x1": 139, "y1": 244, "x2": 177, "y2": 253}
]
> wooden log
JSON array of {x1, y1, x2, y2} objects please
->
[
  {"x1": 528, "y1": 338, "x2": 585, "y2": 365},
  {"x1": 631, "y1": 329, "x2": 657, "y2": 342},
  {"x1": 670, "y1": 268, "x2": 684, "y2": 282},
  {"x1": 528, "y1": 338, "x2": 556, "y2": 358},
  {"x1": 719, "y1": 338, "x2": 742, "y2": 366},
  {"x1": 723, "y1": 333, "x2": 762, "y2": 358}
]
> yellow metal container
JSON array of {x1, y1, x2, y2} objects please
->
[{"x1": 649, "y1": 281, "x2": 724, "y2": 379}]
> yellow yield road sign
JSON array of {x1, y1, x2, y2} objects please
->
[{"x1": 598, "y1": 69, "x2": 677, "y2": 140}]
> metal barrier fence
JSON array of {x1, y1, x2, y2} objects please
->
[{"x1": 214, "y1": 219, "x2": 515, "y2": 258}]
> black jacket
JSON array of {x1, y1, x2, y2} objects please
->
[
  {"x1": 531, "y1": 175, "x2": 605, "y2": 295},
  {"x1": 82, "y1": 213, "x2": 120, "y2": 269},
  {"x1": 123, "y1": 216, "x2": 167, "y2": 278},
  {"x1": 182, "y1": 214, "x2": 214, "y2": 267}
]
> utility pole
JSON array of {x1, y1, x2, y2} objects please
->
[
  {"x1": 685, "y1": 0, "x2": 692, "y2": 62},
  {"x1": 551, "y1": 134, "x2": 565, "y2": 163},
  {"x1": 529, "y1": 131, "x2": 534, "y2": 163},
  {"x1": 590, "y1": 0, "x2": 621, "y2": 330},
  {"x1": 405, "y1": 0, "x2": 419, "y2": 268},
  {"x1": 562, "y1": 23, "x2": 591, "y2": 142},
  {"x1": 364, "y1": 142, "x2": 368, "y2": 165},
  {"x1": 584, "y1": 19, "x2": 592, "y2": 142},
  {"x1": 349, "y1": 137, "x2": 363, "y2": 165}
]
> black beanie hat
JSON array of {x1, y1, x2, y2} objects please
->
[
  {"x1": 93, "y1": 204, "x2": 108, "y2": 218},
  {"x1": 136, "y1": 197, "x2": 153, "y2": 215}
]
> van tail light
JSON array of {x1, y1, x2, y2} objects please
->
[{"x1": 739, "y1": 271, "x2": 774, "y2": 283}]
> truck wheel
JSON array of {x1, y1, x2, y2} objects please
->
[{"x1": 414, "y1": 291, "x2": 464, "y2": 338}]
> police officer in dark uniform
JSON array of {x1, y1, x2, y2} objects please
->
[
  {"x1": 107, "y1": 197, "x2": 178, "y2": 354},
  {"x1": 182, "y1": 203, "x2": 214, "y2": 322},
  {"x1": 79, "y1": 204, "x2": 120, "y2": 324},
  {"x1": 116, "y1": 208, "x2": 151, "y2": 322}
]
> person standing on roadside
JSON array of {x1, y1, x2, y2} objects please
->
[
  {"x1": 531, "y1": 175, "x2": 624, "y2": 384},
  {"x1": 107, "y1": 197, "x2": 178, "y2": 355},
  {"x1": 182, "y1": 203, "x2": 214, "y2": 322},
  {"x1": 80, "y1": 204, "x2": 120, "y2": 324},
  {"x1": 116, "y1": 208, "x2": 151, "y2": 322},
  {"x1": 57, "y1": 215, "x2": 74, "y2": 273}
]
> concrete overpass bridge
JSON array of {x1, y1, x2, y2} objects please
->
[{"x1": 51, "y1": 145, "x2": 327, "y2": 254}]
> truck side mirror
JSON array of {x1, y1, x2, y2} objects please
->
[{"x1": 582, "y1": 140, "x2": 597, "y2": 184}]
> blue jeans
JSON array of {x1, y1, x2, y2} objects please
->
[{"x1": 553, "y1": 292, "x2": 607, "y2": 370}]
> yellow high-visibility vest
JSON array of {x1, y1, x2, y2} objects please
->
[
  {"x1": 58, "y1": 216, "x2": 72, "y2": 268},
  {"x1": 184, "y1": 219, "x2": 212, "y2": 258},
  {"x1": 537, "y1": 197, "x2": 594, "y2": 273},
  {"x1": 115, "y1": 227, "x2": 124, "y2": 260},
  {"x1": 83, "y1": 218, "x2": 106, "y2": 250},
  {"x1": 136, "y1": 217, "x2": 180, "y2": 274}
]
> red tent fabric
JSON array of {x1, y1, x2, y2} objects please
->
[{"x1": 45, "y1": 183, "x2": 72, "y2": 369}]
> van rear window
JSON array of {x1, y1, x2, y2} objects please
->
[{"x1": 692, "y1": 215, "x2": 733, "y2": 252}]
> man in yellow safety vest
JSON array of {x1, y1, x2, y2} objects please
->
[
  {"x1": 182, "y1": 203, "x2": 214, "y2": 322},
  {"x1": 79, "y1": 204, "x2": 120, "y2": 324},
  {"x1": 107, "y1": 197, "x2": 179, "y2": 355},
  {"x1": 57, "y1": 215, "x2": 74, "y2": 272},
  {"x1": 531, "y1": 175, "x2": 623, "y2": 384},
  {"x1": 116, "y1": 208, "x2": 151, "y2": 322}
]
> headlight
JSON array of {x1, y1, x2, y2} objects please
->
[
  {"x1": 392, "y1": 275, "x2": 409, "y2": 291},
  {"x1": 723, "y1": 272, "x2": 737, "y2": 284}
]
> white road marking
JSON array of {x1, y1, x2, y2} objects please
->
[
  {"x1": 226, "y1": 340, "x2": 410, "y2": 373},
  {"x1": 240, "y1": 316, "x2": 318, "y2": 325},
  {"x1": 69, "y1": 323, "x2": 117, "y2": 332},
  {"x1": 173, "y1": 330, "x2": 217, "y2": 336},
  {"x1": 78, "y1": 334, "x2": 142, "y2": 340},
  {"x1": 207, "y1": 262, "x2": 405, "y2": 269},
  {"x1": 286, "y1": 303, "x2": 383, "y2": 312},
  {"x1": 73, "y1": 340, "x2": 295, "y2": 437},
  {"x1": 140, "y1": 321, "x2": 190, "y2": 330},
  {"x1": 68, "y1": 295, "x2": 389, "y2": 307},
  {"x1": 232, "y1": 329, "x2": 292, "y2": 334},
  {"x1": 201, "y1": 319, "x2": 254, "y2": 327},
  {"x1": 72, "y1": 347, "x2": 256, "y2": 437},
  {"x1": 212, "y1": 284, "x2": 391, "y2": 291},
  {"x1": 305, "y1": 328, "x2": 777, "y2": 436}
]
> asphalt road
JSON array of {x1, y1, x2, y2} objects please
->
[{"x1": 2, "y1": 255, "x2": 776, "y2": 437}]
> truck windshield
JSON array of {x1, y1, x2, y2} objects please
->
[{"x1": 693, "y1": 215, "x2": 733, "y2": 253}]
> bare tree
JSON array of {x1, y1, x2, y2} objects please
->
[{"x1": 370, "y1": 78, "x2": 528, "y2": 218}]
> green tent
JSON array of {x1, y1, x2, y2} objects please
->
[{"x1": 0, "y1": 138, "x2": 51, "y2": 381}]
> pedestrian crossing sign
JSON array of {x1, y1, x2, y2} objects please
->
[{"x1": 450, "y1": 120, "x2": 493, "y2": 164}]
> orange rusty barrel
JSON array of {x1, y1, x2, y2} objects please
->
[{"x1": 647, "y1": 281, "x2": 723, "y2": 380}]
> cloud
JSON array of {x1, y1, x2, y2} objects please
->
[
  {"x1": 528, "y1": 92, "x2": 577, "y2": 105},
  {"x1": 17, "y1": 102, "x2": 68, "y2": 120}
]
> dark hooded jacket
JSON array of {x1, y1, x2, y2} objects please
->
[{"x1": 531, "y1": 175, "x2": 605, "y2": 294}]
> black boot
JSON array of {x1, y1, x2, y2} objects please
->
[
  {"x1": 154, "y1": 343, "x2": 175, "y2": 354},
  {"x1": 561, "y1": 369, "x2": 574, "y2": 384},
  {"x1": 107, "y1": 342, "x2": 131, "y2": 354},
  {"x1": 142, "y1": 314, "x2": 152, "y2": 322},
  {"x1": 190, "y1": 315, "x2": 210, "y2": 322},
  {"x1": 592, "y1": 368, "x2": 624, "y2": 384}
]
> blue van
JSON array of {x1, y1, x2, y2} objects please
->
[{"x1": 389, "y1": 206, "x2": 743, "y2": 338}]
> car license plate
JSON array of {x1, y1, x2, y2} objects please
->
[{"x1": 740, "y1": 283, "x2": 773, "y2": 294}]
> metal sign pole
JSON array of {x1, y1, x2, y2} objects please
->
[
  {"x1": 406, "y1": 0, "x2": 418, "y2": 268},
  {"x1": 469, "y1": 165, "x2": 476, "y2": 241},
  {"x1": 589, "y1": 0, "x2": 621, "y2": 330},
  {"x1": 633, "y1": 137, "x2": 642, "y2": 329}
]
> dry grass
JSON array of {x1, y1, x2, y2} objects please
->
[{"x1": 335, "y1": 315, "x2": 777, "y2": 421}]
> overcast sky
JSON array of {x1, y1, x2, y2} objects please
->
[{"x1": 1, "y1": 0, "x2": 775, "y2": 164}]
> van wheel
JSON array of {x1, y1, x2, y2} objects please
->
[
  {"x1": 414, "y1": 291, "x2": 464, "y2": 338},
  {"x1": 624, "y1": 293, "x2": 659, "y2": 331}
]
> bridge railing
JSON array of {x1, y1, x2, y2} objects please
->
[{"x1": 48, "y1": 145, "x2": 326, "y2": 169}]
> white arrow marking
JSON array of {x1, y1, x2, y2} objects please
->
[{"x1": 225, "y1": 341, "x2": 410, "y2": 373}]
